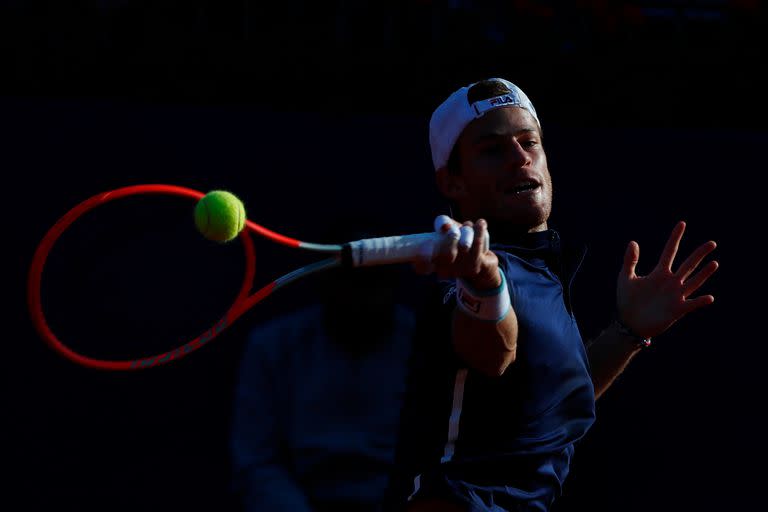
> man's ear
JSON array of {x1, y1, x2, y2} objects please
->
[{"x1": 435, "y1": 167, "x2": 466, "y2": 200}]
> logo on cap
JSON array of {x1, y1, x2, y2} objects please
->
[
  {"x1": 488, "y1": 94, "x2": 519, "y2": 107},
  {"x1": 472, "y1": 92, "x2": 525, "y2": 117}
]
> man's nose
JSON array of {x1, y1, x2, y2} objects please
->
[{"x1": 505, "y1": 141, "x2": 532, "y2": 169}]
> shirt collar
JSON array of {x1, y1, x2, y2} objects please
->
[
  {"x1": 492, "y1": 227, "x2": 588, "y2": 315},
  {"x1": 490, "y1": 228, "x2": 560, "y2": 258}
]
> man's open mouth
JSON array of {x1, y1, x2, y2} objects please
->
[{"x1": 505, "y1": 181, "x2": 540, "y2": 195}]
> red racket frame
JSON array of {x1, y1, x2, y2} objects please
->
[{"x1": 27, "y1": 184, "x2": 341, "y2": 370}]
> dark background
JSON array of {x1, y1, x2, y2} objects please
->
[{"x1": 4, "y1": 1, "x2": 764, "y2": 511}]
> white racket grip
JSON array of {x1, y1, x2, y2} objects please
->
[{"x1": 344, "y1": 232, "x2": 442, "y2": 267}]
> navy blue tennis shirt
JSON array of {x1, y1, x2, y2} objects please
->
[{"x1": 386, "y1": 229, "x2": 596, "y2": 511}]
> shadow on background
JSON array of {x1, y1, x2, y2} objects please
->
[
  {"x1": 3, "y1": 2, "x2": 765, "y2": 510},
  {"x1": 5, "y1": 97, "x2": 758, "y2": 511}
]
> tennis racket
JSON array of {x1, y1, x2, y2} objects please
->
[{"x1": 27, "y1": 184, "x2": 446, "y2": 371}]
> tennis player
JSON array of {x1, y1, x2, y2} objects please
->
[{"x1": 385, "y1": 78, "x2": 719, "y2": 512}]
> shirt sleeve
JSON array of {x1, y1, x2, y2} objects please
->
[{"x1": 229, "y1": 324, "x2": 314, "y2": 512}]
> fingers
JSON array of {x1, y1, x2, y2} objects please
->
[
  {"x1": 682, "y1": 260, "x2": 719, "y2": 297},
  {"x1": 449, "y1": 221, "x2": 478, "y2": 276},
  {"x1": 682, "y1": 294, "x2": 715, "y2": 315},
  {"x1": 656, "y1": 221, "x2": 686, "y2": 273},
  {"x1": 412, "y1": 258, "x2": 435, "y2": 275},
  {"x1": 675, "y1": 241, "x2": 717, "y2": 281},
  {"x1": 433, "y1": 217, "x2": 461, "y2": 269},
  {"x1": 459, "y1": 224, "x2": 475, "y2": 251},
  {"x1": 434, "y1": 214, "x2": 460, "y2": 235},
  {"x1": 468, "y1": 220, "x2": 488, "y2": 274},
  {"x1": 427, "y1": 215, "x2": 493, "y2": 280},
  {"x1": 621, "y1": 241, "x2": 639, "y2": 279}
]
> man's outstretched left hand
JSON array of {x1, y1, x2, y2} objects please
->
[{"x1": 616, "y1": 221, "x2": 719, "y2": 339}]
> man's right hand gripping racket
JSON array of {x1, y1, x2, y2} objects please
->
[{"x1": 27, "y1": 184, "x2": 470, "y2": 371}]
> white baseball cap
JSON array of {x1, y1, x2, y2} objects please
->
[{"x1": 429, "y1": 78, "x2": 540, "y2": 171}]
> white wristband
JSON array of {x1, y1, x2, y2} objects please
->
[{"x1": 456, "y1": 271, "x2": 511, "y2": 322}]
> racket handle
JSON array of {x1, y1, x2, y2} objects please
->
[{"x1": 343, "y1": 232, "x2": 442, "y2": 267}]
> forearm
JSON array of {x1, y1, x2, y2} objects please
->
[
  {"x1": 452, "y1": 305, "x2": 518, "y2": 377},
  {"x1": 587, "y1": 321, "x2": 644, "y2": 399}
]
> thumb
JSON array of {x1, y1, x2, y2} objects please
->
[{"x1": 622, "y1": 241, "x2": 639, "y2": 279}]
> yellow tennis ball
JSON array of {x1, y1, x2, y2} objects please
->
[{"x1": 194, "y1": 190, "x2": 246, "y2": 242}]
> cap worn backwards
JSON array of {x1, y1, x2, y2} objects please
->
[{"x1": 429, "y1": 78, "x2": 540, "y2": 172}]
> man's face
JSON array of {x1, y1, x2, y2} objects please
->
[{"x1": 440, "y1": 106, "x2": 552, "y2": 232}]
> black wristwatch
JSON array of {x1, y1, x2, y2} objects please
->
[{"x1": 614, "y1": 317, "x2": 652, "y2": 349}]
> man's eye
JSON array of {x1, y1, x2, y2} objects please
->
[
  {"x1": 482, "y1": 143, "x2": 504, "y2": 154},
  {"x1": 522, "y1": 140, "x2": 539, "y2": 149}
]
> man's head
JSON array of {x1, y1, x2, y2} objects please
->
[{"x1": 430, "y1": 78, "x2": 552, "y2": 233}]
